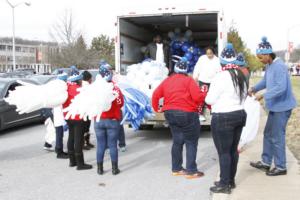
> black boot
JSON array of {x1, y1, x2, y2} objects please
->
[
  {"x1": 56, "y1": 149, "x2": 69, "y2": 159},
  {"x1": 75, "y1": 153, "x2": 92, "y2": 170},
  {"x1": 112, "y1": 161, "x2": 120, "y2": 175},
  {"x1": 97, "y1": 162, "x2": 104, "y2": 175},
  {"x1": 68, "y1": 151, "x2": 76, "y2": 167},
  {"x1": 83, "y1": 134, "x2": 90, "y2": 150},
  {"x1": 84, "y1": 133, "x2": 94, "y2": 149}
]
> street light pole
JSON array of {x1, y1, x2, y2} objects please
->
[
  {"x1": 6, "y1": 0, "x2": 31, "y2": 71},
  {"x1": 12, "y1": 6, "x2": 16, "y2": 71}
]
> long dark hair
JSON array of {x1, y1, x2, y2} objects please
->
[{"x1": 227, "y1": 68, "x2": 249, "y2": 103}]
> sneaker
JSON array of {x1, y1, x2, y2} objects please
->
[
  {"x1": 199, "y1": 115, "x2": 206, "y2": 122},
  {"x1": 210, "y1": 185, "x2": 231, "y2": 194},
  {"x1": 57, "y1": 152, "x2": 69, "y2": 159},
  {"x1": 266, "y1": 168, "x2": 287, "y2": 176},
  {"x1": 83, "y1": 145, "x2": 91, "y2": 150},
  {"x1": 43, "y1": 142, "x2": 54, "y2": 151},
  {"x1": 185, "y1": 171, "x2": 205, "y2": 179},
  {"x1": 250, "y1": 161, "x2": 270, "y2": 172},
  {"x1": 119, "y1": 147, "x2": 126, "y2": 152},
  {"x1": 214, "y1": 181, "x2": 236, "y2": 189},
  {"x1": 172, "y1": 169, "x2": 187, "y2": 176}
]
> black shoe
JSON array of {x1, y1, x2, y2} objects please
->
[
  {"x1": 87, "y1": 143, "x2": 95, "y2": 148},
  {"x1": 250, "y1": 161, "x2": 270, "y2": 172},
  {"x1": 57, "y1": 151, "x2": 69, "y2": 159},
  {"x1": 210, "y1": 185, "x2": 231, "y2": 194},
  {"x1": 112, "y1": 161, "x2": 120, "y2": 175},
  {"x1": 84, "y1": 133, "x2": 95, "y2": 149},
  {"x1": 68, "y1": 151, "x2": 76, "y2": 167},
  {"x1": 214, "y1": 181, "x2": 236, "y2": 189},
  {"x1": 83, "y1": 145, "x2": 91, "y2": 150},
  {"x1": 75, "y1": 153, "x2": 92, "y2": 170},
  {"x1": 43, "y1": 142, "x2": 53, "y2": 151},
  {"x1": 266, "y1": 168, "x2": 287, "y2": 176},
  {"x1": 97, "y1": 162, "x2": 104, "y2": 175}
]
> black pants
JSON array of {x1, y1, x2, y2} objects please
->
[
  {"x1": 211, "y1": 110, "x2": 247, "y2": 186},
  {"x1": 55, "y1": 126, "x2": 64, "y2": 150},
  {"x1": 67, "y1": 120, "x2": 85, "y2": 154},
  {"x1": 83, "y1": 120, "x2": 91, "y2": 133}
]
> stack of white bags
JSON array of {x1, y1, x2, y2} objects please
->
[{"x1": 125, "y1": 60, "x2": 169, "y2": 97}]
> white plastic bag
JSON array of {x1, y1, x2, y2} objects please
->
[
  {"x1": 44, "y1": 117, "x2": 56, "y2": 145},
  {"x1": 5, "y1": 79, "x2": 68, "y2": 114},
  {"x1": 239, "y1": 97, "x2": 261, "y2": 150}
]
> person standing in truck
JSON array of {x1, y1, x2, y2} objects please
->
[
  {"x1": 144, "y1": 34, "x2": 171, "y2": 72},
  {"x1": 152, "y1": 59, "x2": 206, "y2": 179}
]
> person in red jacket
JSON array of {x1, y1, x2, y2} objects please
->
[
  {"x1": 63, "y1": 68, "x2": 92, "y2": 170},
  {"x1": 152, "y1": 60, "x2": 206, "y2": 179},
  {"x1": 94, "y1": 63, "x2": 124, "y2": 175}
]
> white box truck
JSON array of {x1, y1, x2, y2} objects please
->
[{"x1": 115, "y1": 7, "x2": 227, "y2": 128}]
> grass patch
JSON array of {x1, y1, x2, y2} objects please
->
[{"x1": 250, "y1": 75, "x2": 300, "y2": 161}]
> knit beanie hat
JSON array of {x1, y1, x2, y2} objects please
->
[
  {"x1": 256, "y1": 36, "x2": 273, "y2": 55},
  {"x1": 235, "y1": 52, "x2": 246, "y2": 67},
  {"x1": 67, "y1": 66, "x2": 83, "y2": 82},
  {"x1": 220, "y1": 43, "x2": 236, "y2": 65},
  {"x1": 174, "y1": 59, "x2": 188, "y2": 74},
  {"x1": 99, "y1": 62, "x2": 113, "y2": 82}
]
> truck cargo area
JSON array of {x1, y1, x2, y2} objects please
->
[{"x1": 117, "y1": 12, "x2": 220, "y2": 74}]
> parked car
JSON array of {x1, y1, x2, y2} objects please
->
[
  {"x1": 29, "y1": 74, "x2": 57, "y2": 84},
  {"x1": 51, "y1": 68, "x2": 73, "y2": 76},
  {"x1": 0, "y1": 71, "x2": 33, "y2": 78},
  {"x1": 0, "y1": 78, "x2": 47, "y2": 131}
]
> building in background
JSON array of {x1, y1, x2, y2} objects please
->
[{"x1": 0, "y1": 37, "x2": 59, "y2": 74}]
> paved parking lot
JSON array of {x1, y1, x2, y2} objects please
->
[{"x1": 0, "y1": 123, "x2": 218, "y2": 200}]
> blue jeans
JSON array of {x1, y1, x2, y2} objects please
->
[
  {"x1": 55, "y1": 126, "x2": 64, "y2": 150},
  {"x1": 164, "y1": 110, "x2": 201, "y2": 174},
  {"x1": 94, "y1": 119, "x2": 119, "y2": 163},
  {"x1": 118, "y1": 124, "x2": 126, "y2": 148},
  {"x1": 211, "y1": 110, "x2": 247, "y2": 186},
  {"x1": 262, "y1": 110, "x2": 292, "y2": 170}
]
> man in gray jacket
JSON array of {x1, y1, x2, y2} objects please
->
[{"x1": 145, "y1": 34, "x2": 171, "y2": 72}]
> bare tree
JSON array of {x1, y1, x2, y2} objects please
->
[
  {"x1": 49, "y1": 9, "x2": 80, "y2": 46},
  {"x1": 49, "y1": 10, "x2": 93, "y2": 68}
]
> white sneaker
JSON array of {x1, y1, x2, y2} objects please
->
[
  {"x1": 199, "y1": 115, "x2": 206, "y2": 122},
  {"x1": 119, "y1": 147, "x2": 126, "y2": 152}
]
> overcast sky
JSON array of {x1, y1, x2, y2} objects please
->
[{"x1": 1, "y1": 0, "x2": 300, "y2": 52}]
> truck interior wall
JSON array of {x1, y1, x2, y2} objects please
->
[{"x1": 119, "y1": 19, "x2": 153, "y2": 74}]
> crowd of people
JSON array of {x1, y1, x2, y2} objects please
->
[{"x1": 42, "y1": 36, "x2": 296, "y2": 195}]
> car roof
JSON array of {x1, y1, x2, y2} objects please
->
[
  {"x1": 0, "y1": 77, "x2": 40, "y2": 84},
  {"x1": 29, "y1": 75, "x2": 57, "y2": 84},
  {"x1": 0, "y1": 78, "x2": 41, "y2": 99}
]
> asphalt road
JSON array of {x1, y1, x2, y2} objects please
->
[{"x1": 0, "y1": 123, "x2": 218, "y2": 200}]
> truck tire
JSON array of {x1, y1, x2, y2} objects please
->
[{"x1": 201, "y1": 125, "x2": 211, "y2": 131}]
